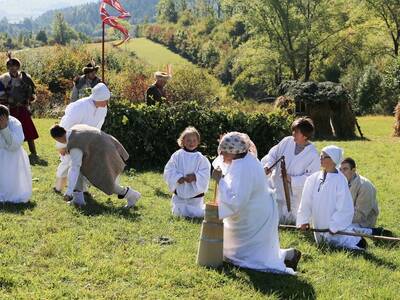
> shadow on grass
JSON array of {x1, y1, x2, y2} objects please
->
[
  {"x1": 0, "y1": 201, "x2": 36, "y2": 214},
  {"x1": 154, "y1": 187, "x2": 171, "y2": 199},
  {"x1": 29, "y1": 155, "x2": 48, "y2": 166},
  {"x1": 316, "y1": 242, "x2": 398, "y2": 271},
  {"x1": 221, "y1": 263, "x2": 316, "y2": 300},
  {"x1": 74, "y1": 194, "x2": 141, "y2": 221}
]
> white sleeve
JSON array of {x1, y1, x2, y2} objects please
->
[
  {"x1": 291, "y1": 155, "x2": 321, "y2": 188},
  {"x1": 329, "y1": 179, "x2": 355, "y2": 233},
  {"x1": 218, "y1": 163, "x2": 252, "y2": 219},
  {"x1": 192, "y1": 156, "x2": 211, "y2": 194},
  {"x1": 60, "y1": 105, "x2": 81, "y2": 130},
  {"x1": 261, "y1": 138, "x2": 283, "y2": 168},
  {"x1": 296, "y1": 176, "x2": 314, "y2": 226},
  {"x1": 66, "y1": 148, "x2": 83, "y2": 195},
  {"x1": 163, "y1": 153, "x2": 184, "y2": 193},
  {"x1": 0, "y1": 122, "x2": 24, "y2": 151}
]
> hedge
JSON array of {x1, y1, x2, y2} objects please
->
[{"x1": 104, "y1": 102, "x2": 293, "y2": 169}]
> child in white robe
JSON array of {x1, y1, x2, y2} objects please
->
[
  {"x1": 261, "y1": 117, "x2": 320, "y2": 224},
  {"x1": 297, "y1": 145, "x2": 367, "y2": 250},
  {"x1": 213, "y1": 132, "x2": 301, "y2": 274},
  {"x1": 0, "y1": 105, "x2": 32, "y2": 203},
  {"x1": 164, "y1": 127, "x2": 211, "y2": 218}
]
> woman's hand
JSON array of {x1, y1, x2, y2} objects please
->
[
  {"x1": 177, "y1": 177, "x2": 185, "y2": 184},
  {"x1": 185, "y1": 174, "x2": 196, "y2": 183},
  {"x1": 300, "y1": 223, "x2": 310, "y2": 231},
  {"x1": 212, "y1": 168, "x2": 223, "y2": 183}
]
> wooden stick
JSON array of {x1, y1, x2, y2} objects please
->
[
  {"x1": 212, "y1": 180, "x2": 218, "y2": 205},
  {"x1": 279, "y1": 224, "x2": 400, "y2": 242},
  {"x1": 101, "y1": 22, "x2": 105, "y2": 82}
]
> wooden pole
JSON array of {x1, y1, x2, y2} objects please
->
[
  {"x1": 102, "y1": 21, "x2": 105, "y2": 82},
  {"x1": 279, "y1": 224, "x2": 400, "y2": 242}
]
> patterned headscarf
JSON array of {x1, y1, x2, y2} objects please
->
[{"x1": 218, "y1": 132, "x2": 254, "y2": 155}]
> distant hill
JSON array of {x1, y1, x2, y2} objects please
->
[{"x1": 0, "y1": 0, "x2": 159, "y2": 37}]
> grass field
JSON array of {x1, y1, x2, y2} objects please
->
[{"x1": 0, "y1": 116, "x2": 399, "y2": 299}]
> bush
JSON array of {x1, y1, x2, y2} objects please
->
[
  {"x1": 355, "y1": 66, "x2": 382, "y2": 115},
  {"x1": 167, "y1": 67, "x2": 220, "y2": 103},
  {"x1": 104, "y1": 101, "x2": 292, "y2": 169}
]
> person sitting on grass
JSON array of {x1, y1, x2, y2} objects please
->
[
  {"x1": 212, "y1": 132, "x2": 301, "y2": 274},
  {"x1": 340, "y1": 157, "x2": 392, "y2": 237},
  {"x1": 163, "y1": 126, "x2": 211, "y2": 218},
  {"x1": 50, "y1": 124, "x2": 140, "y2": 208},
  {"x1": 0, "y1": 104, "x2": 32, "y2": 203},
  {"x1": 297, "y1": 146, "x2": 367, "y2": 250}
]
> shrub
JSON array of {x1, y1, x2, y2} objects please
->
[
  {"x1": 104, "y1": 101, "x2": 292, "y2": 169},
  {"x1": 355, "y1": 66, "x2": 382, "y2": 115}
]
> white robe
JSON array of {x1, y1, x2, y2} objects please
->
[
  {"x1": 296, "y1": 170, "x2": 363, "y2": 250},
  {"x1": 261, "y1": 136, "x2": 320, "y2": 224},
  {"x1": 56, "y1": 97, "x2": 107, "y2": 179},
  {"x1": 214, "y1": 154, "x2": 295, "y2": 274},
  {"x1": 163, "y1": 149, "x2": 211, "y2": 217},
  {"x1": 0, "y1": 116, "x2": 32, "y2": 203}
]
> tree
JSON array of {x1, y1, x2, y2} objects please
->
[
  {"x1": 157, "y1": 0, "x2": 179, "y2": 23},
  {"x1": 364, "y1": 0, "x2": 400, "y2": 56},
  {"x1": 230, "y1": 0, "x2": 350, "y2": 81},
  {"x1": 52, "y1": 13, "x2": 77, "y2": 45},
  {"x1": 36, "y1": 30, "x2": 48, "y2": 44}
]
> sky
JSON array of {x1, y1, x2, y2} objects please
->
[{"x1": 0, "y1": 0, "x2": 98, "y2": 22}]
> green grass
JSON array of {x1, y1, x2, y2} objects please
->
[{"x1": 0, "y1": 116, "x2": 399, "y2": 299}]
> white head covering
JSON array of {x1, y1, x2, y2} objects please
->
[
  {"x1": 322, "y1": 145, "x2": 343, "y2": 167},
  {"x1": 218, "y1": 132, "x2": 254, "y2": 155},
  {"x1": 90, "y1": 83, "x2": 111, "y2": 101}
]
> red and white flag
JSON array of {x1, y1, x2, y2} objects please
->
[{"x1": 100, "y1": 0, "x2": 131, "y2": 46}]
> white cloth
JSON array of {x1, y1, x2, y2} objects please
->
[
  {"x1": 213, "y1": 153, "x2": 295, "y2": 274},
  {"x1": 55, "y1": 96, "x2": 107, "y2": 178},
  {"x1": 321, "y1": 145, "x2": 343, "y2": 167},
  {"x1": 0, "y1": 117, "x2": 32, "y2": 203},
  {"x1": 64, "y1": 131, "x2": 84, "y2": 196},
  {"x1": 261, "y1": 136, "x2": 320, "y2": 224},
  {"x1": 296, "y1": 170, "x2": 363, "y2": 250},
  {"x1": 163, "y1": 149, "x2": 211, "y2": 217}
]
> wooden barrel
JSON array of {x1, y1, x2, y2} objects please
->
[{"x1": 196, "y1": 203, "x2": 224, "y2": 268}]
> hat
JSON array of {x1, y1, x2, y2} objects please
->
[
  {"x1": 6, "y1": 52, "x2": 21, "y2": 68},
  {"x1": 83, "y1": 61, "x2": 99, "y2": 74},
  {"x1": 218, "y1": 132, "x2": 252, "y2": 155},
  {"x1": 154, "y1": 71, "x2": 171, "y2": 80},
  {"x1": 90, "y1": 83, "x2": 111, "y2": 101},
  {"x1": 321, "y1": 145, "x2": 344, "y2": 167}
]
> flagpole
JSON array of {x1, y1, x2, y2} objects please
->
[{"x1": 102, "y1": 21, "x2": 105, "y2": 82}]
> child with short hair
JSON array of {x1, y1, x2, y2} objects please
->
[{"x1": 164, "y1": 126, "x2": 211, "y2": 217}]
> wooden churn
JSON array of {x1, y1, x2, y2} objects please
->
[{"x1": 196, "y1": 180, "x2": 224, "y2": 268}]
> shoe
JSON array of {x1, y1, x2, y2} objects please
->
[
  {"x1": 284, "y1": 249, "x2": 302, "y2": 271},
  {"x1": 68, "y1": 191, "x2": 86, "y2": 207},
  {"x1": 124, "y1": 187, "x2": 141, "y2": 208},
  {"x1": 372, "y1": 227, "x2": 393, "y2": 237}
]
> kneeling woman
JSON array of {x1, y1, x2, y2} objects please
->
[
  {"x1": 297, "y1": 145, "x2": 366, "y2": 250},
  {"x1": 213, "y1": 132, "x2": 300, "y2": 274}
]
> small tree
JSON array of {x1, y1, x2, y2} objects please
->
[
  {"x1": 36, "y1": 30, "x2": 48, "y2": 44},
  {"x1": 52, "y1": 13, "x2": 77, "y2": 45},
  {"x1": 356, "y1": 66, "x2": 382, "y2": 114},
  {"x1": 157, "y1": 0, "x2": 179, "y2": 23}
]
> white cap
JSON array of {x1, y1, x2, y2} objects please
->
[
  {"x1": 91, "y1": 83, "x2": 111, "y2": 101},
  {"x1": 322, "y1": 145, "x2": 343, "y2": 167}
]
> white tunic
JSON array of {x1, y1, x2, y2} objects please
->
[
  {"x1": 261, "y1": 136, "x2": 320, "y2": 224},
  {"x1": 296, "y1": 170, "x2": 363, "y2": 250},
  {"x1": 0, "y1": 117, "x2": 32, "y2": 203},
  {"x1": 56, "y1": 97, "x2": 107, "y2": 178},
  {"x1": 214, "y1": 154, "x2": 295, "y2": 274},
  {"x1": 164, "y1": 149, "x2": 211, "y2": 217}
]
